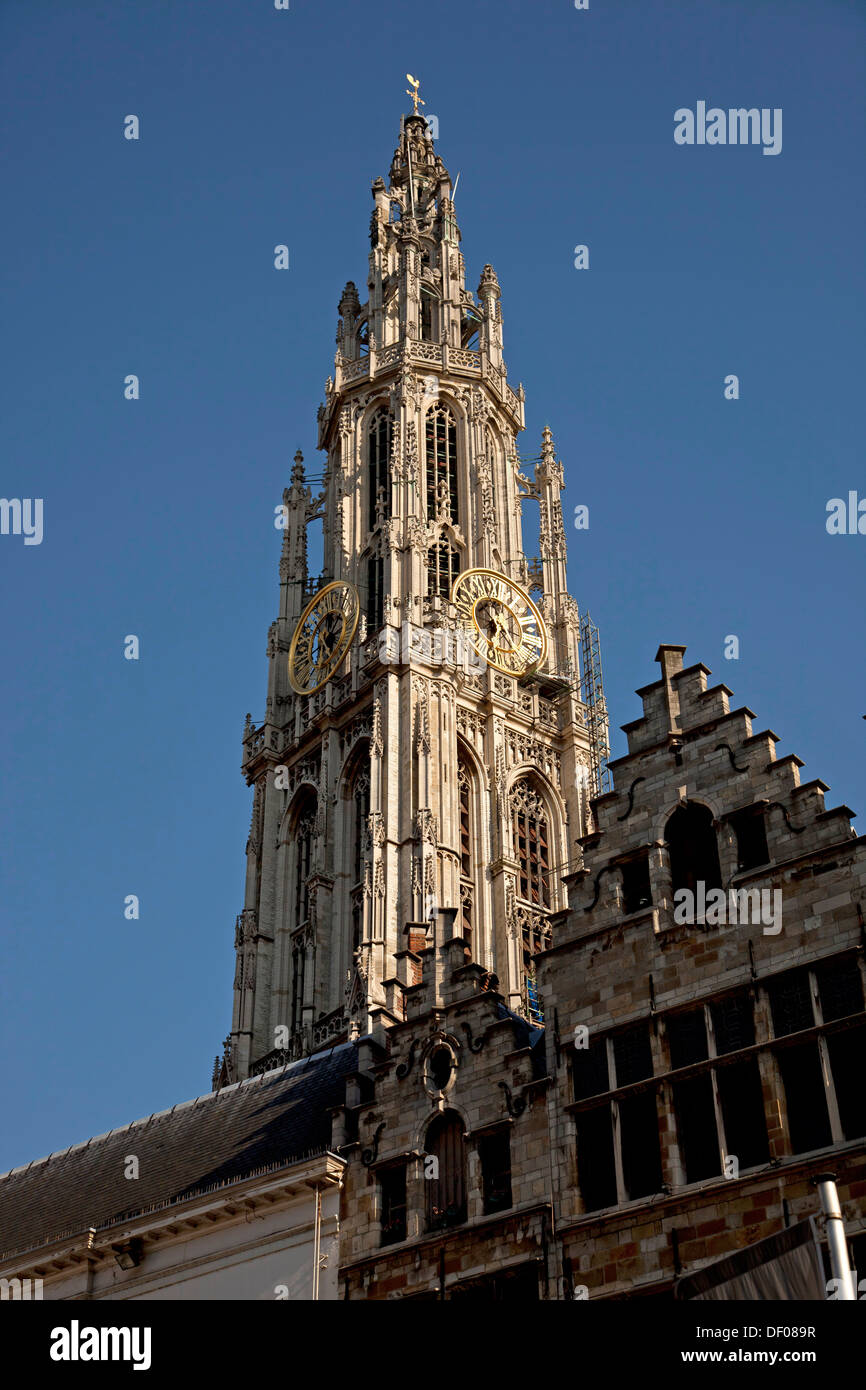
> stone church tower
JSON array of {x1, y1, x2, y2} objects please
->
[{"x1": 219, "y1": 105, "x2": 608, "y2": 1086}]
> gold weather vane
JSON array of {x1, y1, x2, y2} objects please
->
[{"x1": 405, "y1": 73, "x2": 425, "y2": 115}]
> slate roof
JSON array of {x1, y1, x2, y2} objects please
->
[{"x1": 0, "y1": 1043, "x2": 357, "y2": 1261}]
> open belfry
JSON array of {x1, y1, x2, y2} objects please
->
[{"x1": 222, "y1": 96, "x2": 606, "y2": 1085}]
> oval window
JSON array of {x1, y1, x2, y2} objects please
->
[{"x1": 429, "y1": 1046, "x2": 453, "y2": 1091}]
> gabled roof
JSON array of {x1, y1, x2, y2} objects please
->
[{"x1": 0, "y1": 1043, "x2": 357, "y2": 1261}]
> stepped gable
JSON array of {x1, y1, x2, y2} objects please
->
[{"x1": 560, "y1": 644, "x2": 860, "y2": 947}]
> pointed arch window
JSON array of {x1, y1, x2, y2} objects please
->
[
  {"x1": 665, "y1": 803, "x2": 722, "y2": 897},
  {"x1": 484, "y1": 427, "x2": 498, "y2": 527},
  {"x1": 291, "y1": 940, "x2": 306, "y2": 1034},
  {"x1": 425, "y1": 403, "x2": 458, "y2": 523},
  {"x1": 368, "y1": 409, "x2": 392, "y2": 531},
  {"x1": 427, "y1": 539, "x2": 459, "y2": 601},
  {"x1": 294, "y1": 798, "x2": 317, "y2": 927},
  {"x1": 425, "y1": 1111, "x2": 467, "y2": 1230},
  {"x1": 420, "y1": 287, "x2": 437, "y2": 343},
  {"x1": 458, "y1": 757, "x2": 474, "y2": 957},
  {"x1": 510, "y1": 779, "x2": 551, "y2": 910},
  {"x1": 352, "y1": 772, "x2": 370, "y2": 887},
  {"x1": 461, "y1": 306, "x2": 482, "y2": 349},
  {"x1": 367, "y1": 553, "x2": 384, "y2": 632}
]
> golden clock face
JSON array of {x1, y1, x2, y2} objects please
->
[
  {"x1": 288, "y1": 581, "x2": 360, "y2": 695},
  {"x1": 451, "y1": 568, "x2": 548, "y2": 676}
]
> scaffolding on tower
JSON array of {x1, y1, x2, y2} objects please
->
[{"x1": 580, "y1": 612, "x2": 612, "y2": 799}]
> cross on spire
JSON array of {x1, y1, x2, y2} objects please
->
[{"x1": 405, "y1": 73, "x2": 425, "y2": 115}]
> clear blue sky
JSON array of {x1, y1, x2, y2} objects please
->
[{"x1": 1, "y1": 0, "x2": 863, "y2": 1172}]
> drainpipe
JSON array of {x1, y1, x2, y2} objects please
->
[
  {"x1": 815, "y1": 1173, "x2": 855, "y2": 1300},
  {"x1": 312, "y1": 1188, "x2": 322, "y2": 1301}
]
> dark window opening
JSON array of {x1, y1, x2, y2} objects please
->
[
  {"x1": 420, "y1": 289, "x2": 436, "y2": 343},
  {"x1": 290, "y1": 945, "x2": 305, "y2": 1033},
  {"x1": 293, "y1": 802, "x2": 316, "y2": 927},
  {"x1": 512, "y1": 782, "x2": 551, "y2": 910},
  {"x1": 352, "y1": 776, "x2": 370, "y2": 886},
  {"x1": 577, "y1": 1104, "x2": 617, "y2": 1213},
  {"x1": 367, "y1": 410, "x2": 392, "y2": 530},
  {"x1": 849, "y1": 1234, "x2": 866, "y2": 1289},
  {"x1": 768, "y1": 969, "x2": 814, "y2": 1038},
  {"x1": 666, "y1": 1008, "x2": 709, "y2": 1070},
  {"x1": 425, "y1": 1111, "x2": 467, "y2": 1231},
  {"x1": 827, "y1": 1026, "x2": 866, "y2": 1140},
  {"x1": 619, "y1": 1090, "x2": 663, "y2": 1200},
  {"x1": 379, "y1": 1165, "x2": 407, "y2": 1246},
  {"x1": 777, "y1": 1043, "x2": 832, "y2": 1153},
  {"x1": 480, "y1": 1131, "x2": 512, "y2": 1215},
  {"x1": 425, "y1": 404, "x2": 459, "y2": 523},
  {"x1": 426, "y1": 539, "x2": 459, "y2": 601},
  {"x1": 666, "y1": 803, "x2": 722, "y2": 897},
  {"x1": 613, "y1": 1024, "x2": 654, "y2": 1087},
  {"x1": 458, "y1": 766, "x2": 472, "y2": 877},
  {"x1": 621, "y1": 853, "x2": 652, "y2": 915},
  {"x1": 717, "y1": 1057, "x2": 769, "y2": 1169},
  {"x1": 450, "y1": 1264, "x2": 539, "y2": 1301},
  {"x1": 429, "y1": 1046, "x2": 453, "y2": 1092},
  {"x1": 366, "y1": 554, "x2": 384, "y2": 632},
  {"x1": 674, "y1": 1073, "x2": 721, "y2": 1182},
  {"x1": 817, "y1": 958, "x2": 864, "y2": 1023},
  {"x1": 711, "y1": 992, "x2": 756, "y2": 1055},
  {"x1": 461, "y1": 310, "x2": 481, "y2": 349},
  {"x1": 572, "y1": 1037, "x2": 609, "y2": 1101},
  {"x1": 730, "y1": 807, "x2": 769, "y2": 872}
]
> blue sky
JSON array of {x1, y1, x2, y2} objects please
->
[{"x1": 1, "y1": 0, "x2": 863, "y2": 1172}]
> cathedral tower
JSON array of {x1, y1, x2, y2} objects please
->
[{"x1": 218, "y1": 99, "x2": 607, "y2": 1085}]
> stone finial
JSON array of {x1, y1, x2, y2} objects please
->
[
  {"x1": 478, "y1": 264, "x2": 500, "y2": 297},
  {"x1": 655, "y1": 645, "x2": 688, "y2": 734},
  {"x1": 292, "y1": 449, "x2": 305, "y2": 483},
  {"x1": 655, "y1": 645, "x2": 687, "y2": 682},
  {"x1": 338, "y1": 281, "x2": 361, "y2": 317}
]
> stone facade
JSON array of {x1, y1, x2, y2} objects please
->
[
  {"x1": 540, "y1": 644, "x2": 866, "y2": 1297},
  {"x1": 332, "y1": 648, "x2": 866, "y2": 1298},
  {"x1": 223, "y1": 110, "x2": 603, "y2": 1084},
  {"x1": 337, "y1": 909, "x2": 552, "y2": 1299}
]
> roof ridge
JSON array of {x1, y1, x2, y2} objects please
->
[
  {"x1": 0, "y1": 1043, "x2": 355, "y2": 1184},
  {"x1": 0, "y1": 1146, "x2": 340, "y2": 1263}
]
